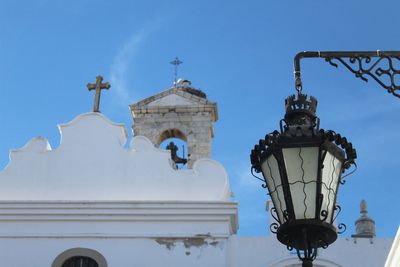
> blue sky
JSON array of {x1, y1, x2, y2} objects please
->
[{"x1": 0, "y1": 0, "x2": 399, "y2": 238}]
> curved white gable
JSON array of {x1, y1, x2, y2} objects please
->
[{"x1": 0, "y1": 113, "x2": 231, "y2": 201}]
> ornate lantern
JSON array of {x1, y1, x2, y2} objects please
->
[{"x1": 250, "y1": 93, "x2": 356, "y2": 267}]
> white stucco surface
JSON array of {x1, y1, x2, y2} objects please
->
[
  {"x1": 0, "y1": 233, "x2": 392, "y2": 267},
  {"x1": 228, "y1": 235, "x2": 393, "y2": 267},
  {"x1": 0, "y1": 238, "x2": 230, "y2": 267},
  {"x1": 0, "y1": 112, "x2": 230, "y2": 201}
]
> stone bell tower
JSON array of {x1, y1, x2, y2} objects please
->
[{"x1": 130, "y1": 79, "x2": 218, "y2": 168}]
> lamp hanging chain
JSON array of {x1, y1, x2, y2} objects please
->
[{"x1": 295, "y1": 71, "x2": 303, "y2": 95}]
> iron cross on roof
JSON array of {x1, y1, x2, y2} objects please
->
[
  {"x1": 87, "y1": 75, "x2": 111, "y2": 112},
  {"x1": 170, "y1": 57, "x2": 183, "y2": 87}
]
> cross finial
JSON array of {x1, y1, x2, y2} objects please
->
[
  {"x1": 86, "y1": 75, "x2": 111, "y2": 112},
  {"x1": 170, "y1": 57, "x2": 183, "y2": 87}
]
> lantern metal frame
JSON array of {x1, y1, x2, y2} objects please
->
[{"x1": 251, "y1": 93, "x2": 357, "y2": 266}]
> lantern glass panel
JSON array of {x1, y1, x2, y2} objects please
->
[
  {"x1": 261, "y1": 154, "x2": 286, "y2": 223},
  {"x1": 282, "y1": 147, "x2": 319, "y2": 220},
  {"x1": 320, "y1": 150, "x2": 342, "y2": 223}
]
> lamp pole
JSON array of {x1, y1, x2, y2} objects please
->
[{"x1": 251, "y1": 51, "x2": 400, "y2": 267}]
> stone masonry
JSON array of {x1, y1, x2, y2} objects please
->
[{"x1": 130, "y1": 85, "x2": 218, "y2": 168}]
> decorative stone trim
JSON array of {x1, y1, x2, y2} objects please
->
[{"x1": 0, "y1": 201, "x2": 238, "y2": 237}]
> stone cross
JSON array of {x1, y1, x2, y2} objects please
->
[{"x1": 87, "y1": 75, "x2": 111, "y2": 112}]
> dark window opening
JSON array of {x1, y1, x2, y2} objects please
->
[{"x1": 62, "y1": 256, "x2": 99, "y2": 267}]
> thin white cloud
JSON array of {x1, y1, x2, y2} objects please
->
[
  {"x1": 109, "y1": 29, "x2": 146, "y2": 109},
  {"x1": 106, "y1": 21, "x2": 162, "y2": 115}
]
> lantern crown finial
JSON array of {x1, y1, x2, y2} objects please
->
[{"x1": 284, "y1": 94, "x2": 318, "y2": 126}]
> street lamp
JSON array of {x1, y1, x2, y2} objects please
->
[{"x1": 250, "y1": 51, "x2": 400, "y2": 267}]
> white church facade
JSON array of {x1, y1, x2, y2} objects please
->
[{"x1": 0, "y1": 78, "x2": 395, "y2": 266}]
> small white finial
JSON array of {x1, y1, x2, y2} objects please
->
[{"x1": 360, "y1": 199, "x2": 368, "y2": 214}]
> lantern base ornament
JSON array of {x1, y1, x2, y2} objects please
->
[
  {"x1": 277, "y1": 219, "x2": 337, "y2": 267},
  {"x1": 277, "y1": 219, "x2": 337, "y2": 250}
]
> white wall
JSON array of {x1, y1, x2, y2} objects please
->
[
  {"x1": 0, "y1": 238, "x2": 229, "y2": 267},
  {"x1": 0, "y1": 234, "x2": 392, "y2": 267},
  {"x1": 228, "y1": 235, "x2": 393, "y2": 267}
]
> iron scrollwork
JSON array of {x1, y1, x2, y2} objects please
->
[
  {"x1": 337, "y1": 223, "x2": 347, "y2": 234},
  {"x1": 294, "y1": 51, "x2": 400, "y2": 98},
  {"x1": 270, "y1": 223, "x2": 279, "y2": 234},
  {"x1": 326, "y1": 55, "x2": 400, "y2": 97},
  {"x1": 320, "y1": 209, "x2": 328, "y2": 221},
  {"x1": 270, "y1": 207, "x2": 280, "y2": 224},
  {"x1": 332, "y1": 204, "x2": 342, "y2": 223}
]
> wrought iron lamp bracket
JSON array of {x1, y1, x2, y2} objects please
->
[{"x1": 294, "y1": 51, "x2": 400, "y2": 98}]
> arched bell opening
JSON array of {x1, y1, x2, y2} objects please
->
[{"x1": 158, "y1": 128, "x2": 188, "y2": 169}]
